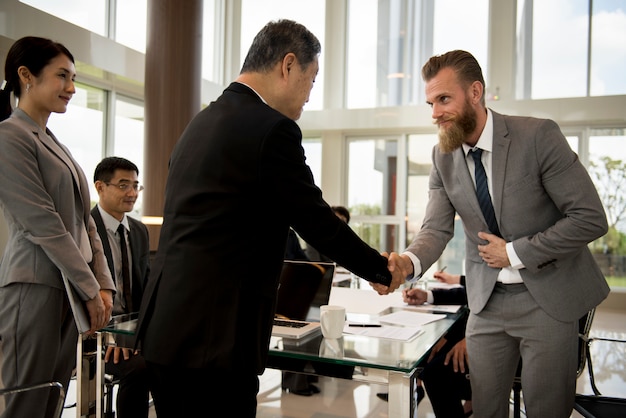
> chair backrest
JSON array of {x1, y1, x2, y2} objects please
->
[{"x1": 577, "y1": 307, "x2": 596, "y2": 378}]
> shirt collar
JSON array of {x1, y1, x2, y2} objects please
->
[
  {"x1": 97, "y1": 205, "x2": 129, "y2": 233},
  {"x1": 462, "y1": 108, "x2": 494, "y2": 155}
]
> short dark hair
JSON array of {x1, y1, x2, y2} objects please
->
[
  {"x1": 331, "y1": 206, "x2": 350, "y2": 224},
  {"x1": 94, "y1": 156, "x2": 139, "y2": 183},
  {"x1": 240, "y1": 19, "x2": 321, "y2": 74},
  {"x1": 421, "y1": 50, "x2": 486, "y2": 105},
  {"x1": 1, "y1": 36, "x2": 75, "y2": 121}
]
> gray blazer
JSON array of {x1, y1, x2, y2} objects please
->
[
  {"x1": 0, "y1": 109, "x2": 114, "y2": 300},
  {"x1": 406, "y1": 110, "x2": 609, "y2": 322}
]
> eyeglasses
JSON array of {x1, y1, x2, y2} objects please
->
[{"x1": 104, "y1": 182, "x2": 145, "y2": 192}]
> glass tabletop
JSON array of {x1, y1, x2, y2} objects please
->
[
  {"x1": 101, "y1": 312, "x2": 139, "y2": 335},
  {"x1": 101, "y1": 307, "x2": 466, "y2": 374},
  {"x1": 268, "y1": 307, "x2": 466, "y2": 373}
]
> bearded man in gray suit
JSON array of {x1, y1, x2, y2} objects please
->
[{"x1": 384, "y1": 50, "x2": 609, "y2": 417}]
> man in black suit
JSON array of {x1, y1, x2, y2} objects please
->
[
  {"x1": 135, "y1": 19, "x2": 405, "y2": 417},
  {"x1": 92, "y1": 156, "x2": 151, "y2": 418}
]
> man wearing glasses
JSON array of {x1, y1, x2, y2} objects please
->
[{"x1": 92, "y1": 156, "x2": 151, "y2": 418}]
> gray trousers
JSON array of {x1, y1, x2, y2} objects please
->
[
  {"x1": 0, "y1": 283, "x2": 77, "y2": 418},
  {"x1": 466, "y1": 283, "x2": 578, "y2": 418}
]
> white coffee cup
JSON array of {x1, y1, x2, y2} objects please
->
[{"x1": 320, "y1": 305, "x2": 346, "y2": 339}]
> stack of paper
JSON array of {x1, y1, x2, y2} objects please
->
[
  {"x1": 378, "y1": 310, "x2": 446, "y2": 327},
  {"x1": 343, "y1": 323, "x2": 422, "y2": 341}
]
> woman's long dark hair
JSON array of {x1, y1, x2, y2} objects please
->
[{"x1": 1, "y1": 36, "x2": 74, "y2": 122}]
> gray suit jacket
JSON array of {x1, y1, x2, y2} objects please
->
[
  {"x1": 0, "y1": 109, "x2": 114, "y2": 300},
  {"x1": 406, "y1": 110, "x2": 609, "y2": 322}
]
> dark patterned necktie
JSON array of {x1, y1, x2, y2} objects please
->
[
  {"x1": 469, "y1": 148, "x2": 501, "y2": 237},
  {"x1": 117, "y1": 223, "x2": 133, "y2": 312}
]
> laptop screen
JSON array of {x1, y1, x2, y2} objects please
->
[{"x1": 275, "y1": 260, "x2": 336, "y2": 322}]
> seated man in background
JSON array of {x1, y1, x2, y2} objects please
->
[{"x1": 92, "y1": 156, "x2": 151, "y2": 418}]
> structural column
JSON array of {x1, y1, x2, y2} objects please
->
[{"x1": 143, "y1": 0, "x2": 203, "y2": 250}]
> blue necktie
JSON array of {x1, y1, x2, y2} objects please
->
[{"x1": 469, "y1": 148, "x2": 501, "y2": 237}]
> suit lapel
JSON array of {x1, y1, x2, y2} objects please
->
[
  {"x1": 490, "y1": 111, "x2": 511, "y2": 225},
  {"x1": 91, "y1": 207, "x2": 116, "y2": 284}
]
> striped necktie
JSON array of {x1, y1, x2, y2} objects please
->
[{"x1": 469, "y1": 148, "x2": 501, "y2": 237}]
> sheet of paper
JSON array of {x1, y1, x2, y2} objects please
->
[
  {"x1": 329, "y1": 287, "x2": 403, "y2": 315},
  {"x1": 402, "y1": 304, "x2": 462, "y2": 314},
  {"x1": 343, "y1": 323, "x2": 422, "y2": 341},
  {"x1": 378, "y1": 310, "x2": 446, "y2": 327}
]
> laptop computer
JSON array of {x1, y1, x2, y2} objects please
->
[{"x1": 272, "y1": 260, "x2": 336, "y2": 339}]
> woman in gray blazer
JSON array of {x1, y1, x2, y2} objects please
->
[{"x1": 0, "y1": 36, "x2": 114, "y2": 418}]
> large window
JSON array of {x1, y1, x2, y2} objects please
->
[
  {"x1": 202, "y1": 0, "x2": 218, "y2": 82},
  {"x1": 519, "y1": 0, "x2": 626, "y2": 99},
  {"x1": 47, "y1": 83, "x2": 106, "y2": 205},
  {"x1": 21, "y1": 0, "x2": 147, "y2": 52},
  {"x1": 21, "y1": 0, "x2": 107, "y2": 36},
  {"x1": 115, "y1": 0, "x2": 147, "y2": 52},
  {"x1": 113, "y1": 96, "x2": 145, "y2": 218},
  {"x1": 588, "y1": 129, "x2": 626, "y2": 288},
  {"x1": 346, "y1": 0, "x2": 488, "y2": 109},
  {"x1": 302, "y1": 138, "x2": 322, "y2": 188}
]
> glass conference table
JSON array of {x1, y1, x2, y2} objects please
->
[
  {"x1": 268, "y1": 287, "x2": 465, "y2": 417},
  {"x1": 78, "y1": 287, "x2": 465, "y2": 418}
]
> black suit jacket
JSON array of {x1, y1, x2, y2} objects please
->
[
  {"x1": 137, "y1": 82, "x2": 392, "y2": 374},
  {"x1": 91, "y1": 206, "x2": 150, "y2": 312}
]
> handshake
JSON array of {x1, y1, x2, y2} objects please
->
[{"x1": 370, "y1": 252, "x2": 414, "y2": 296}]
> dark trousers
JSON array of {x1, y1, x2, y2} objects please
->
[
  {"x1": 420, "y1": 340, "x2": 472, "y2": 418},
  {"x1": 146, "y1": 361, "x2": 259, "y2": 417},
  {"x1": 105, "y1": 353, "x2": 150, "y2": 418}
]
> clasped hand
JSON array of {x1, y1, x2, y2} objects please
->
[{"x1": 370, "y1": 252, "x2": 413, "y2": 295}]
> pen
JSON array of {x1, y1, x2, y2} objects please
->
[{"x1": 349, "y1": 324, "x2": 382, "y2": 327}]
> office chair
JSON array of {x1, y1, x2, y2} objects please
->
[
  {"x1": 103, "y1": 374, "x2": 121, "y2": 418},
  {"x1": 511, "y1": 308, "x2": 597, "y2": 417},
  {"x1": 572, "y1": 312, "x2": 626, "y2": 418},
  {"x1": 0, "y1": 381, "x2": 66, "y2": 417}
]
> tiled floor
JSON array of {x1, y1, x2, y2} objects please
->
[{"x1": 60, "y1": 305, "x2": 625, "y2": 417}]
